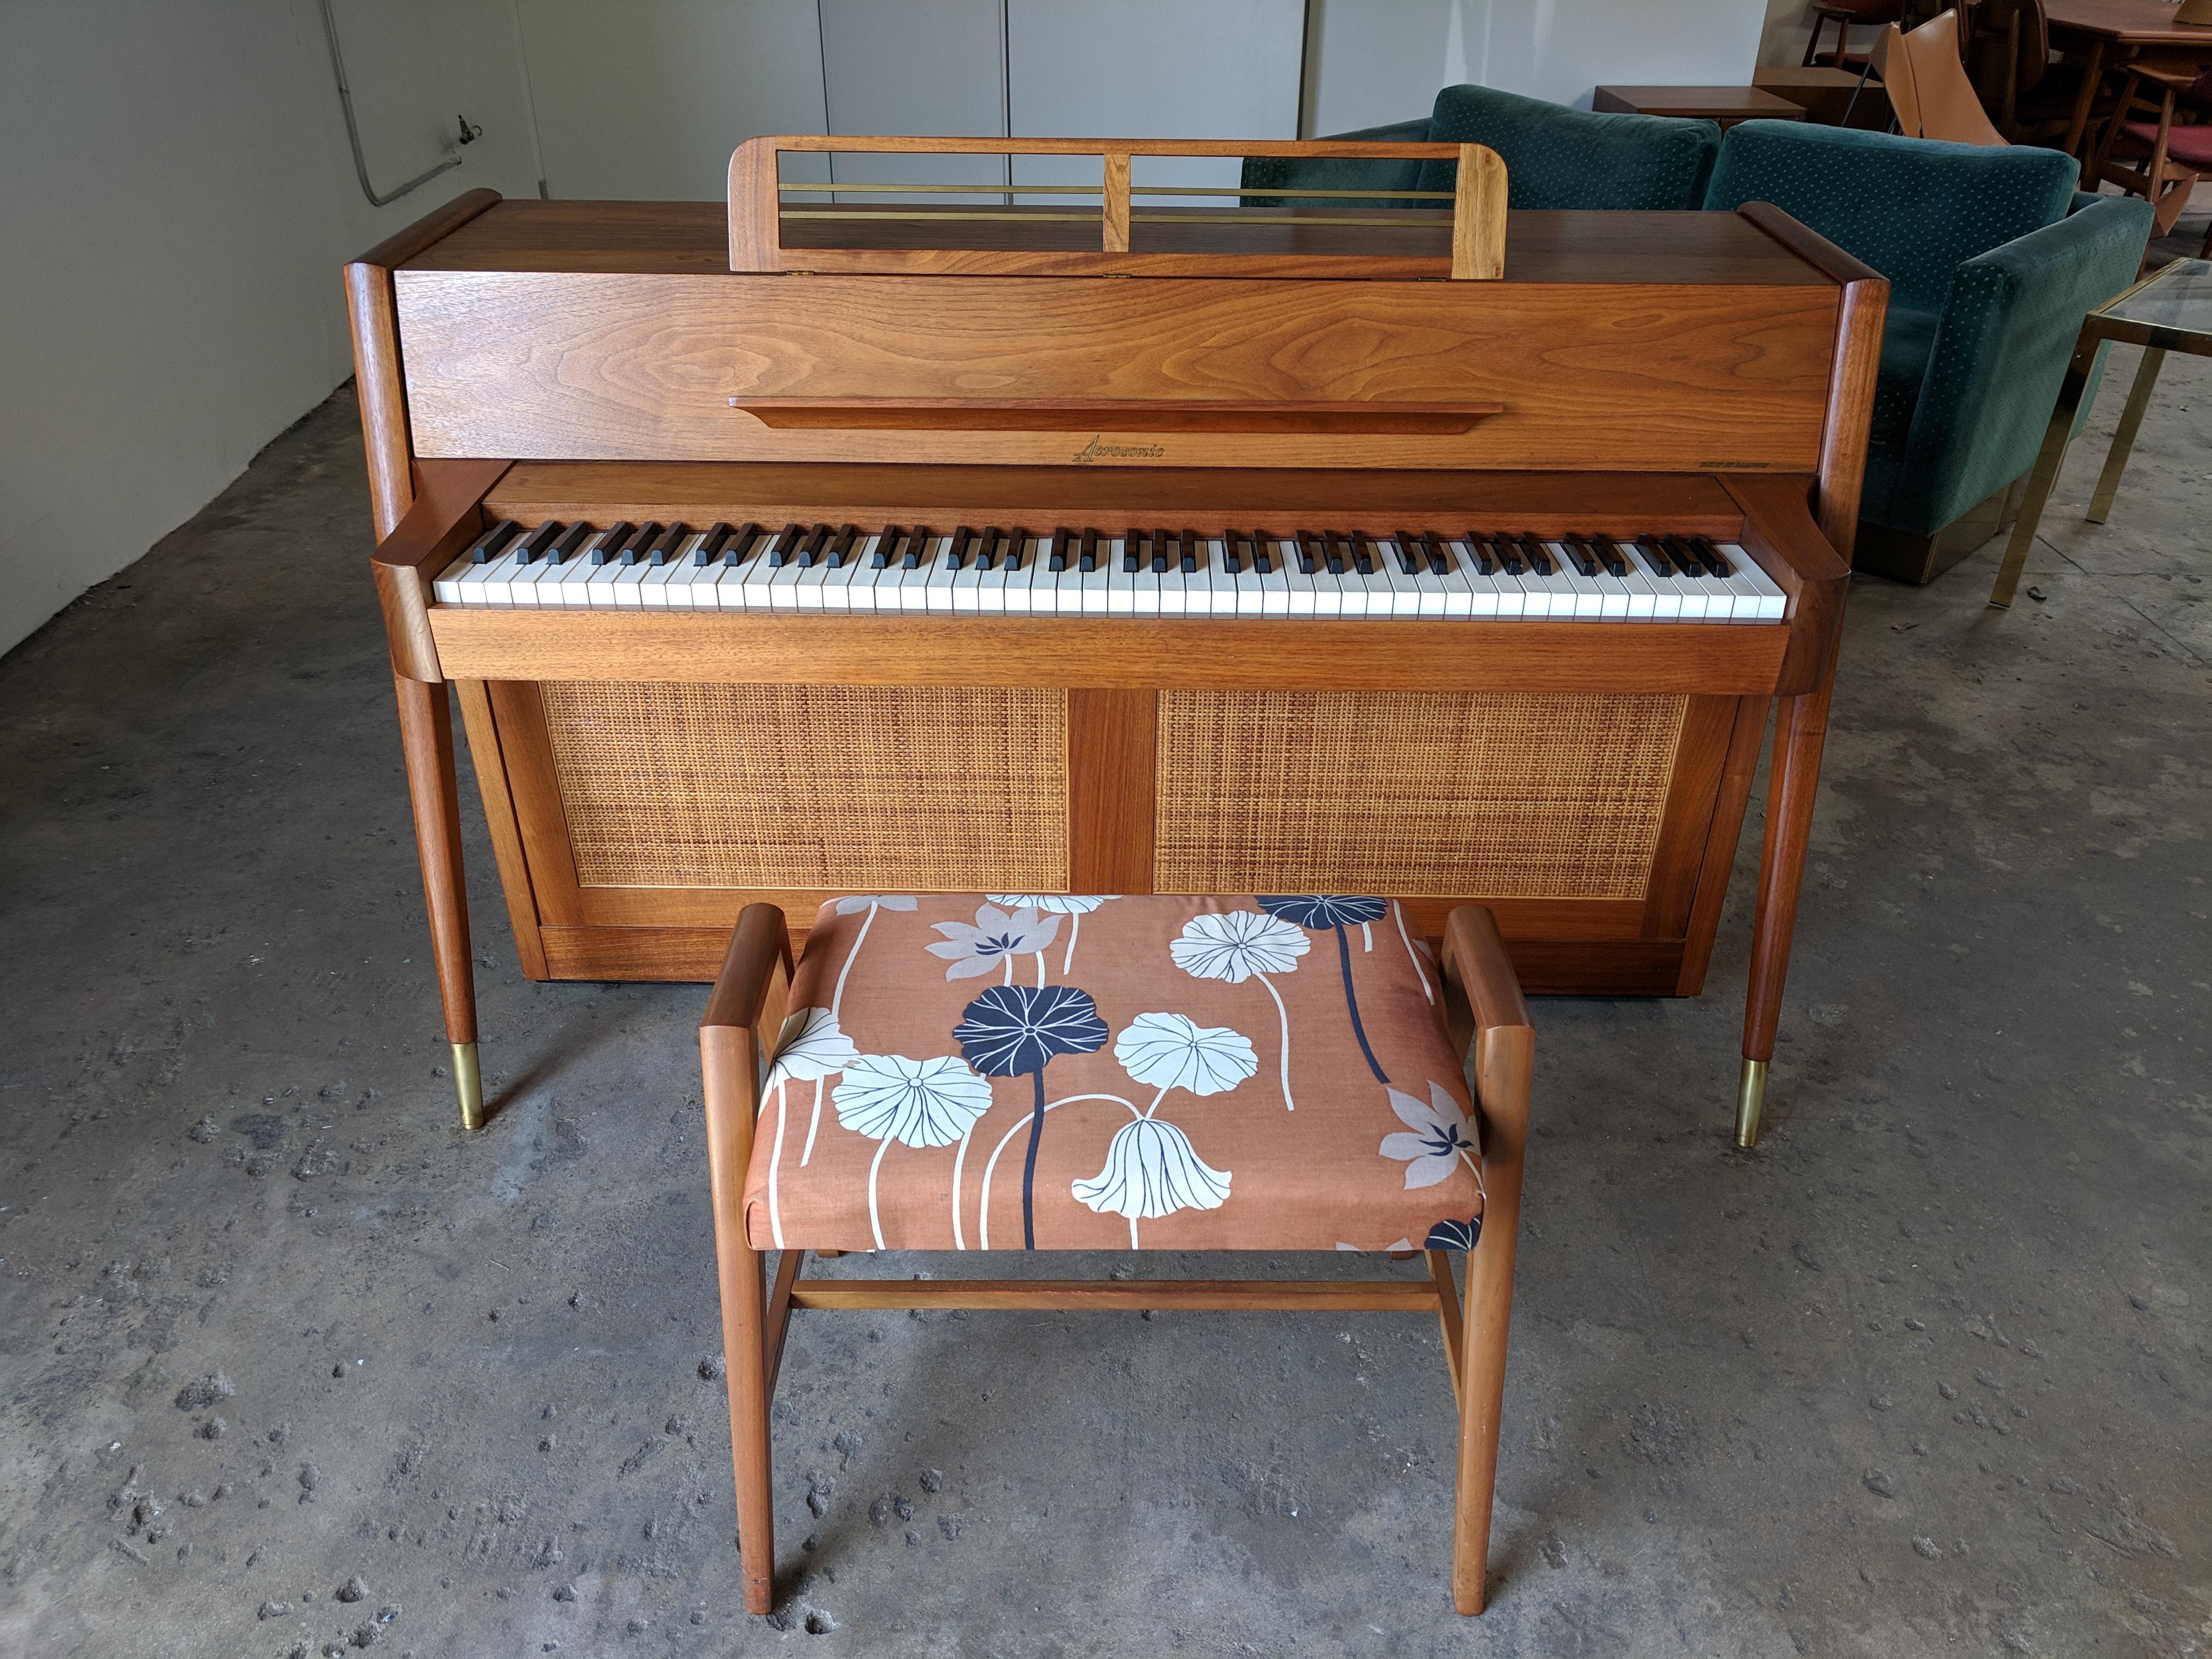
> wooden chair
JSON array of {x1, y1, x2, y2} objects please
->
[
  {"x1": 2090, "y1": 67, "x2": 2212, "y2": 246},
  {"x1": 700, "y1": 895, "x2": 1534, "y2": 1616},
  {"x1": 1804, "y1": 0, "x2": 1907, "y2": 73},
  {"x1": 1879, "y1": 9, "x2": 2008, "y2": 145}
]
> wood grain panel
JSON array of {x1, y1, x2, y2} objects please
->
[
  {"x1": 426, "y1": 610, "x2": 1793, "y2": 696},
  {"x1": 392, "y1": 270, "x2": 1837, "y2": 471},
  {"x1": 1068, "y1": 689, "x2": 1157, "y2": 893},
  {"x1": 537, "y1": 921, "x2": 1679, "y2": 992}
]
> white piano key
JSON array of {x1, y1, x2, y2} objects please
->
[
  {"x1": 972, "y1": 550, "x2": 1007, "y2": 614},
  {"x1": 1379, "y1": 548, "x2": 1423, "y2": 618},
  {"x1": 1106, "y1": 543, "x2": 1137, "y2": 615},
  {"x1": 666, "y1": 536, "x2": 724, "y2": 607},
  {"x1": 1544, "y1": 543, "x2": 1604, "y2": 620},
  {"x1": 949, "y1": 550, "x2": 983, "y2": 613},
  {"x1": 1080, "y1": 549, "x2": 1113, "y2": 615},
  {"x1": 1722, "y1": 544, "x2": 1787, "y2": 620},
  {"x1": 1404, "y1": 550, "x2": 1449, "y2": 617},
  {"x1": 1627, "y1": 545, "x2": 1691, "y2": 620},
  {"x1": 550, "y1": 546, "x2": 601, "y2": 605},
  {"x1": 1233, "y1": 551, "x2": 1264, "y2": 617},
  {"x1": 432, "y1": 549, "x2": 476, "y2": 605},
  {"x1": 920, "y1": 537, "x2": 956, "y2": 613},
  {"x1": 1258, "y1": 543, "x2": 1292, "y2": 616},
  {"x1": 999, "y1": 546, "x2": 1034, "y2": 615},
  {"x1": 1437, "y1": 548, "x2": 1477, "y2": 618},
  {"x1": 1614, "y1": 555, "x2": 1658, "y2": 621}
]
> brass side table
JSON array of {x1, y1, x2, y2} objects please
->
[{"x1": 1990, "y1": 258, "x2": 2212, "y2": 608}]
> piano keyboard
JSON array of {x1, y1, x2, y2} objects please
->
[{"x1": 433, "y1": 520, "x2": 1787, "y2": 622}]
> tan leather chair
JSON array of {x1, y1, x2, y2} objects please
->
[{"x1": 1879, "y1": 10, "x2": 2008, "y2": 146}]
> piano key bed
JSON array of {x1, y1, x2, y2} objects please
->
[{"x1": 435, "y1": 520, "x2": 1788, "y2": 622}]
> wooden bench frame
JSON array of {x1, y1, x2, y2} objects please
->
[{"x1": 700, "y1": 902, "x2": 1534, "y2": 1617}]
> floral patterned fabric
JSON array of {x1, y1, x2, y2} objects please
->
[{"x1": 743, "y1": 894, "x2": 1485, "y2": 1252}]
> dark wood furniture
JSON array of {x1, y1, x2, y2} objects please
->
[
  {"x1": 1754, "y1": 64, "x2": 1898, "y2": 128},
  {"x1": 2045, "y1": 0, "x2": 2212, "y2": 165},
  {"x1": 349, "y1": 138, "x2": 1885, "y2": 1149},
  {"x1": 1593, "y1": 85, "x2": 1810, "y2": 127},
  {"x1": 1803, "y1": 0, "x2": 1908, "y2": 70}
]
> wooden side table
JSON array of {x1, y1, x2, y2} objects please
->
[
  {"x1": 1990, "y1": 257, "x2": 2212, "y2": 607},
  {"x1": 1753, "y1": 64, "x2": 1895, "y2": 128},
  {"x1": 1592, "y1": 86, "x2": 1809, "y2": 129}
]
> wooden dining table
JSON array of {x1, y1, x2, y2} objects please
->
[{"x1": 2048, "y1": 0, "x2": 2212, "y2": 166}]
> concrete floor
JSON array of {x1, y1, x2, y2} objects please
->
[{"x1": 2, "y1": 275, "x2": 2208, "y2": 1659}]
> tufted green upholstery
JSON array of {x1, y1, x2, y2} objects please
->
[
  {"x1": 1238, "y1": 85, "x2": 1717, "y2": 212},
  {"x1": 1703, "y1": 121, "x2": 2151, "y2": 540}
]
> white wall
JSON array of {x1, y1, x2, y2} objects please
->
[
  {"x1": 0, "y1": 0, "x2": 542, "y2": 658},
  {"x1": 1304, "y1": 0, "x2": 1769, "y2": 132}
]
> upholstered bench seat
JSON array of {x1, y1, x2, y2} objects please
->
[{"x1": 745, "y1": 893, "x2": 1485, "y2": 1254}]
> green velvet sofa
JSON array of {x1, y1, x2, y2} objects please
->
[
  {"x1": 1239, "y1": 83, "x2": 1720, "y2": 210},
  {"x1": 1703, "y1": 121, "x2": 2154, "y2": 584}
]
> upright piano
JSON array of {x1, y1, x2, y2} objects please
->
[{"x1": 351, "y1": 137, "x2": 1885, "y2": 1146}]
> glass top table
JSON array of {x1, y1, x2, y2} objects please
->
[{"x1": 1990, "y1": 260, "x2": 2212, "y2": 608}]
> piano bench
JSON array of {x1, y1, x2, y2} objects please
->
[{"x1": 699, "y1": 893, "x2": 1534, "y2": 1616}]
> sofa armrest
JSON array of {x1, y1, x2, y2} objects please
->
[
  {"x1": 1892, "y1": 193, "x2": 2154, "y2": 534},
  {"x1": 1239, "y1": 117, "x2": 1432, "y2": 208}
]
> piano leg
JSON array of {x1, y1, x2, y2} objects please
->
[
  {"x1": 392, "y1": 669, "x2": 484, "y2": 1129},
  {"x1": 1739, "y1": 685, "x2": 1833, "y2": 1149}
]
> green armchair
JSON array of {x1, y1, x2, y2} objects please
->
[
  {"x1": 1241, "y1": 83, "x2": 1720, "y2": 211},
  {"x1": 1702, "y1": 121, "x2": 2154, "y2": 583}
]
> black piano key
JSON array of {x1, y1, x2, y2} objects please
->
[
  {"x1": 549, "y1": 522, "x2": 592, "y2": 565},
  {"x1": 823, "y1": 523, "x2": 855, "y2": 567},
  {"x1": 872, "y1": 525, "x2": 901, "y2": 569},
  {"x1": 1323, "y1": 532, "x2": 1347, "y2": 576},
  {"x1": 1004, "y1": 526, "x2": 1026, "y2": 572},
  {"x1": 1636, "y1": 534, "x2": 1675, "y2": 576},
  {"x1": 518, "y1": 520, "x2": 562, "y2": 564},
  {"x1": 1252, "y1": 531, "x2": 1275, "y2": 575},
  {"x1": 1223, "y1": 531, "x2": 1247, "y2": 574},
  {"x1": 1691, "y1": 535, "x2": 1733, "y2": 576},
  {"x1": 1048, "y1": 527, "x2": 1072, "y2": 573},
  {"x1": 1666, "y1": 535, "x2": 1713, "y2": 578},
  {"x1": 904, "y1": 525, "x2": 935, "y2": 570},
  {"x1": 768, "y1": 521, "x2": 803, "y2": 568},
  {"x1": 1121, "y1": 529, "x2": 1141, "y2": 573},
  {"x1": 976, "y1": 525, "x2": 1002, "y2": 570},
  {"x1": 721, "y1": 521, "x2": 760, "y2": 566},
  {"x1": 1592, "y1": 533, "x2": 1628, "y2": 577},
  {"x1": 469, "y1": 519, "x2": 521, "y2": 564},
  {"x1": 1392, "y1": 530, "x2": 1421, "y2": 575},
  {"x1": 1079, "y1": 527, "x2": 1098, "y2": 574},
  {"x1": 1349, "y1": 533, "x2": 1374, "y2": 577},
  {"x1": 1427, "y1": 535, "x2": 1452, "y2": 576},
  {"x1": 1179, "y1": 531, "x2": 1198, "y2": 575},
  {"x1": 1518, "y1": 533, "x2": 1552, "y2": 576},
  {"x1": 1462, "y1": 533, "x2": 1496, "y2": 575},
  {"x1": 793, "y1": 523, "x2": 826, "y2": 567},
  {"x1": 1296, "y1": 531, "x2": 1322, "y2": 575},
  {"x1": 589, "y1": 521, "x2": 634, "y2": 566},
  {"x1": 1561, "y1": 534, "x2": 1598, "y2": 577},
  {"x1": 945, "y1": 525, "x2": 974, "y2": 569},
  {"x1": 1150, "y1": 528, "x2": 1170, "y2": 575}
]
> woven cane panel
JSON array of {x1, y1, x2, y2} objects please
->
[
  {"x1": 538, "y1": 683, "x2": 1068, "y2": 891},
  {"x1": 1155, "y1": 691, "x2": 1687, "y2": 899}
]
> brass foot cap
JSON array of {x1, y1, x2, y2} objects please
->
[
  {"x1": 452, "y1": 1041, "x2": 485, "y2": 1131},
  {"x1": 1734, "y1": 1058, "x2": 1769, "y2": 1149}
]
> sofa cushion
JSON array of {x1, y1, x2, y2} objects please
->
[
  {"x1": 1702, "y1": 121, "x2": 2078, "y2": 313},
  {"x1": 1417, "y1": 83, "x2": 1720, "y2": 209},
  {"x1": 744, "y1": 894, "x2": 1484, "y2": 1253}
]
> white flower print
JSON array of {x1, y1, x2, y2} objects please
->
[
  {"x1": 1169, "y1": 910, "x2": 1309, "y2": 1111},
  {"x1": 1073, "y1": 1117, "x2": 1231, "y2": 1240},
  {"x1": 834, "y1": 1052, "x2": 997, "y2": 1250},
  {"x1": 1378, "y1": 1081, "x2": 1482, "y2": 1192},
  {"x1": 834, "y1": 1054, "x2": 995, "y2": 1149},
  {"x1": 1113, "y1": 1012, "x2": 1258, "y2": 1097},
  {"x1": 766, "y1": 1007, "x2": 858, "y2": 1090},
  {"x1": 829, "y1": 896, "x2": 916, "y2": 1019},
  {"x1": 987, "y1": 895, "x2": 1117, "y2": 972},
  {"x1": 927, "y1": 903, "x2": 1062, "y2": 983},
  {"x1": 757, "y1": 1007, "x2": 861, "y2": 1248}
]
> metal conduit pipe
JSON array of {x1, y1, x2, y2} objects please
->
[{"x1": 320, "y1": 0, "x2": 465, "y2": 208}]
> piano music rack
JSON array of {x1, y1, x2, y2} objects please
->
[{"x1": 726, "y1": 135, "x2": 1508, "y2": 280}]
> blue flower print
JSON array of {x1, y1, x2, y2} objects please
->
[
  {"x1": 1424, "y1": 1216, "x2": 1482, "y2": 1252},
  {"x1": 1257, "y1": 896, "x2": 1391, "y2": 1084},
  {"x1": 954, "y1": 984, "x2": 1110, "y2": 1249}
]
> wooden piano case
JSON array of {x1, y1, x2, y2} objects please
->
[{"x1": 354, "y1": 138, "x2": 1883, "y2": 1138}]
